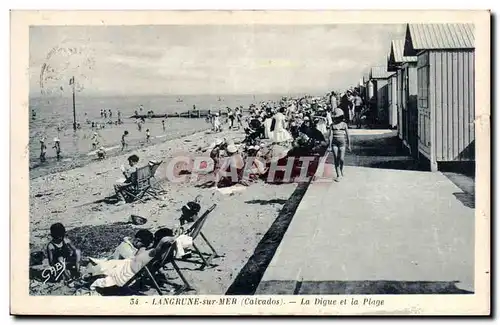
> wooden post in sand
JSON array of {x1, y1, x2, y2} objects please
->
[{"x1": 70, "y1": 76, "x2": 77, "y2": 131}]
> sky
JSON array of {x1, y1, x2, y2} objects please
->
[{"x1": 29, "y1": 24, "x2": 406, "y2": 96}]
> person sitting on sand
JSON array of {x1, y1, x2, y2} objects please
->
[
  {"x1": 46, "y1": 223, "x2": 82, "y2": 286},
  {"x1": 242, "y1": 145, "x2": 267, "y2": 184},
  {"x1": 110, "y1": 229, "x2": 154, "y2": 260},
  {"x1": 215, "y1": 144, "x2": 245, "y2": 188},
  {"x1": 114, "y1": 154, "x2": 140, "y2": 203},
  {"x1": 84, "y1": 229, "x2": 175, "y2": 290}
]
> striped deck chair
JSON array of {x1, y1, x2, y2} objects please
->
[
  {"x1": 178, "y1": 204, "x2": 223, "y2": 270},
  {"x1": 148, "y1": 160, "x2": 167, "y2": 195},
  {"x1": 122, "y1": 165, "x2": 159, "y2": 203},
  {"x1": 123, "y1": 238, "x2": 193, "y2": 296}
]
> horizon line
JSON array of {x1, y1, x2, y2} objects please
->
[{"x1": 29, "y1": 91, "x2": 333, "y2": 98}]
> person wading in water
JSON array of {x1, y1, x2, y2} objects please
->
[
  {"x1": 53, "y1": 137, "x2": 61, "y2": 161},
  {"x1": 40, "y1": 137, "x2": 47, "y2": 163},
  {"x1": 328, "y1": 108, "x2": 351, "y2": 182}
]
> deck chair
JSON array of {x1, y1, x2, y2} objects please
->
[
  {"x1": 122, "y1": 165, "x2": 159, "y2": 203},
  {"x1": 177, "y1": 204, "x2": 223, "y2": 270},
  {"x1": 123, "y1": 239, "x2": 193, "y2": 295},
  {"x1": 148, "y1": 160, "x2": 167, "y2": 195}
]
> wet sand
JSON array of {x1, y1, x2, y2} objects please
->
[
  {"x1": 29, "y1": 127, "x2": 298, "y2": 295},
  {"x1": 30, "y1": 118, "x2": 211, "y2": 179}
]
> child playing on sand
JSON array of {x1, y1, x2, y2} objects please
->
[
  {"x1": 137, "y1": 119, "x2": 142, "y2": 132},
  {"x1": 53, "y1": 137, "x2": 61, "y2": 160},
  {"x1": 146, "y1": 129, "x2": 151, "y2": 143},
  {"x1": 97, "y1": 146, "x2": 106, "y2": 160},
  {"x1": 121, "y1": 130, "x2": 129, "y2": 151},
  {"x1": 91, "y1": 132, "x2": 100, "y2": 150},
  {"x1": 162, "y1": 119, "x2": 166, "y2": 132},
  {"x1": 213, "y1": 113, "x2": 221, "y2": 132},
  {"x1": 46, "y1": 223, "x2": 82, "y2": 286}
]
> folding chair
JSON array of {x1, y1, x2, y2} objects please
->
[
  {"x1": 178, "y1": 204, "x2": 223, "y2": 270},
  {"x1": 122, "y1": 165, "x2": 159, "y2": 203},
  {"x1": 123, "y1": 239, "x2": 193, "y2": 295},
  {"x1": 148, "y1": 160, "x2": 167, "y2": 195}
]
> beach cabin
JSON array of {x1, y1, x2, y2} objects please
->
[
  {"x1": 404, "y1": 23, "x2": 475, "y2": 171},
  {"x1": 368, "y1": 66, "x2": 394, "y2": 127},
  {"x1": 387, "y1": 39, "x2": 418, "y2": 156},
  {"x1": 362, "y1": 74, "x2": 371, "y2": 104}
]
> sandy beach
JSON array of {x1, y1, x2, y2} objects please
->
[{"x1": 29, "y1": 126, "x2": 299, "y2": 295}]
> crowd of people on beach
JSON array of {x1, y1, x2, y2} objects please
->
[{"x1": 198, "y1": 88, "x2": 366, "y2": 188}]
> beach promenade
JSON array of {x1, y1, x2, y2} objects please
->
[{"x1": 256, "y1": 130, "x2": 475, "y2": 295}]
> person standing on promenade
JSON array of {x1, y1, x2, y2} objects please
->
[
  {"x1": 329, "y1": 108, "x2": 351, "y2": 182},
  {"x1": 351, "y1": 92, "x2": 362, "y2": 129},
  {"x1": 339, "y1": 92, "x2": 351, "y2": 125}
]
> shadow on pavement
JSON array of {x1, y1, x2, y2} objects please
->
[
  {"x1": 343, "y1": 131, "x2": 425, "y2": 172},
  {"x1": 453, "y1": 192, "x2": 475, "y2": 209}
]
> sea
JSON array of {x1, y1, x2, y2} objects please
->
[{"x1": 28, "y1": 93, "x2": 299, "y2": 179}]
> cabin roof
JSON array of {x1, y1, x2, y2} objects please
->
[
  {"x1": 404, "y1": 23, "x2": 475, "y2": 56},
  {"x1": 370, "y1": 66, "x2": 394, "y2": 79},
  {"x1": 391, "y1": 39, "x2": 417, "y2": 63}
]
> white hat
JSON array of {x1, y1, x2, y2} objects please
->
[
  {"x1": 99, "y1": 146, "x2": 105, "y2": 150},
  {"x1": 226, "y1": 144, "x2": 238, "y2": 154},
  {"x1": 248, "y1": 145, "x2": 260, "y2": 151},
  {"x1": 303, "y1": 116, "x2": 310, "y2": 121},
  {"x1": 53, "y1": 137, "x2": 60, "y2": 142},
  {"x1": 214, "y1": 138, "x2": 223, "y2": 146}
]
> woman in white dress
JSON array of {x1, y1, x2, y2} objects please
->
[{"x1": 271, "y1": 107, "x2": 292, "y2": 144}]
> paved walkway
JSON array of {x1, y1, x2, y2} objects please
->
[{"x1": 256, "y1": 130, "x2": 475, "y2": 294}]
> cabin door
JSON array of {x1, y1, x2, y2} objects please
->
[{"x1": 417, "y1": 54, "x2": 431, "y2": 160}]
